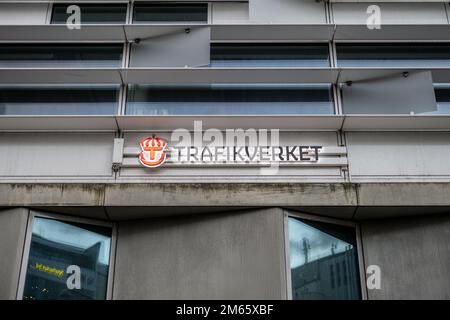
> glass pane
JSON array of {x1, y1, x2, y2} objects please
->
[
  {"x1": 0, "y1": 85, "x2": 119, "y2": 115},
  {"x1": 337, "y1": 43, "x2": 450, "y2": 67},
  {"x1": 133, "y1": 3, "x2": 208, "y2": 23},
  {"x1": 126, "y1": 84, "x2": 335, "y2": 115},
  {"x1": 288, "y1": 217, "x2": 361, "y2": 300},
  {"x1": 211, "y1": 44, "x2": 330, "y2": 67},
  {"x1": 431, "y1": 85, "x2": 450, "y2": 115},
  {"x1": 52, "y1": 4, "x2": 127, "y2": 24},
  {"x1": 0, "y1": 44, "x2": 123, "y2": 68},
  {"x1": 22, "y1": 217, "x2": 112, "y2": 300}
]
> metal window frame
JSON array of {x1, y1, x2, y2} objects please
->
[
  {"x1": 16, "y1": 210, "x2": 117, "y2": 301},
  {"x1": 283, "y1": 209, "x2": 368, "y2": 300}
]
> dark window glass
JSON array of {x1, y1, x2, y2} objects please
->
[
  {"x1": 434, "y1": 85, "x2": 450, "y2": 114},
  {"x1": 211, "y1": 43, "x2": 330, "y2": 67},
  {"x1": 288, "y1": 217, "x2": 361, "y2": 300},
  {"x1": 0, "y1": 44, "x2": 123, "y2": 67},
  {"x1": 0, "y1": 86, "x2": 119, "y2": 115},
  {"x1": 133, "y1": 3, "x2": 208, "y2": 23},
  {"x1": 337, "y1": 43, "x2": 450, "y2": 67},
  {"x1": 52, "y1": 4, "x2": 127, "y2": 24},
  {"x1": 22, "y1": 217, "x2": 112, "y2": 300},
  {"x1": 126, "y1": 84, "x2": 334, "y2": 115}
]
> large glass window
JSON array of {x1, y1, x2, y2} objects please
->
[
  {"x1": 51, "y1": 4, "x2": 127, "y2": 24},
  {"x1": 22, "y1": 216, "x2": 112, "y2": 300},
  {"x1": 211, "y1": 43, "x2": 330, "y2": 67},
  {"x1": 0, "y1": 44, "x2": 123, "y2": 68},
  {"x1": 0, "y1": 85, "x2": 120, "y2": 115},
  {"x1": 126, "y1": 84, "x2": 335, "y2": 115},
  {"x1": 133, "y1": 3, "x2": 208, "y2": 23},
  {"x1": 336, "y1": 43, "x2": 450, "y2": 67},
  {"x1": 288, "y1": 216, "x2": 361, "y2": 300}
]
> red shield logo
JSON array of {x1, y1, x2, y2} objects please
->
[{"x1": 139, "y1": 136, "x2": 167, "y2": 168}]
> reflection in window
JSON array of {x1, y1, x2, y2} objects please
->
[
  {"x1": 336, "y1": 43, "x2": 450, "y2": 67},
  {"x1": 432, "y1": 85, "x2": 450, "y2": 115},
  {"x1": 0, "y1": 85, "x2": 119, "y2": 115},
  {"x1": 126, "y1": 84, "x2": 335, "y2": 115},
  {"x1": 211, "y1": 43, "x2": 330, "y2": 67},
  {"x1": 51, "y1": 4, "x2": 127, "y2": 24},
  {"x1": 0, "y1": 44, "x2": 123, "y2": 68},
  {"x1": 288, "y1": 217, "x2": 361, "y2": 300},
  {"x1": 22, "y1": 217, "x2": 112, "y2": 300},
  {"x1": 133, "y1": 3, "x2": 208, "y2": 23}
]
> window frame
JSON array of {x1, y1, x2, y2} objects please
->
[
  {"x1": 283, "y1": 209, "x2": 367, "y2": 300},
  {"x1": 49, "y1": 2, "x2": 129, "y2": 25},
  {"x1": 16, "y1": 210, "x2": 117, "y2": 300},
  {"x1": 131, "y1": 1, "x2": 211, "y2": 24}
]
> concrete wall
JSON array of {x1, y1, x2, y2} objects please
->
[
  {"x1": 361, "y1": 214, "x2": 450, "y2": 299},
  {"x1": 113, "y1": 208, "x2": 287, "y2": 299},
  {"x1": 0, "y1": 208, "x2": 29, "y2": 300}
]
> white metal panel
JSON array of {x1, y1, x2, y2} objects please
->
[
  {"x1": 347, "y1": 132, "x2": 450, "y2": 179},
  {"x1": 249, "y1": 0, "x2": 327, "y2": 24},
  {"x1": 129, "y1": 27, "x2": 210, "y2": 68},
  {"x1": 0, "y1": 116, "x2": 118, "y2": 131},
  {"x1": 332, "y1": 3, "x2": 448, "y2": 24},
  {"x1": 341, "y1": 71, "x2": 437, "y2": 115},
  {"x1": 0, "y1": 133, "x2": 115, "y2": 178},
  {"x1": 342, "y1": 115, "x2": 450, "y2": 131},
  {"x1": 211, "y1": 2, "x2": 249, "y2": 24},
  {"x1": 0, "y1": 4, "x2": 49, "y2": 25}
]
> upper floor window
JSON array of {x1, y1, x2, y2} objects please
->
[
  {"x1": 210, "y1": 43, "x2": 330, "y2": 67},
  {"x1": 126, "y1": 84, "x2": 334, "y2": 115},
  {"x1": 133, "y1": 2, "x2": 208, "y2": 23},
  {"x1": 0, "y1": 44, "x2": 123, "y2": 68},
  {"x1": 288, "y1": 215, "x2": 361, "y2": 300},
  {"x1": 433, "y1": 85, "x2": 450, "y2": 115},
  {"x1": 21, "y1": 215, "x2": 112, "y2": 300},
  {"x1": 336, "y1": 43, "x2": 450, "y2": 67},
  {"x1": 51, "y1": 4, "x2": 127, "y2": 24},
  {"x1": 0, "y1": 85, "x2": 120, "y2": 115}
]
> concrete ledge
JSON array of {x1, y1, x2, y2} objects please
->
[{"x1": 0, "y1": 183, "x2": 450, "y2": 220}]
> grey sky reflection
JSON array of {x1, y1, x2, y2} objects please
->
[
  {"x1": 288, "y1": 217, "x2": 353, "y2": 268},
  {"x1": 32, "y1": 217, "x2": 111, "y2": 265}
]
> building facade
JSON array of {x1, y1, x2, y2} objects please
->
[{"x1": 1, "y1": 0, "x2": 450, "y2": 300}]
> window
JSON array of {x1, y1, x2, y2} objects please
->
[
  {"x1": 433, "y1": 85, "x2": 450, "y2": 114},
  {"x1": 21, "y1": 216, "x2": 112, "y2": 300},
  {"x1": 133, "y1": 3, "x2": 208, "y2": 23},
  {"x1": 336, "y1": 43, "x2": 450, "y2": 67},
  {"x1": 211, "y1": 43, "x2": 330, "y2": 67},
  {"x1": 126, "y1": 84, "x2": 335, "y2": 115},
  {"x1": 51, "y1": 4, "x2": 127, "y2": 24},
  {"x1": 288, "y1": 216, "x2": 361, "y2": 300},
  {"x1": 0, "y1": 85, "x2": 120, "y2": 115},
  {"x1": 0, "y1": 44, "x2": 123, "y2": 68}
]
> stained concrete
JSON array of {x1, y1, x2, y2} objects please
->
[
  {"x1": 361, "y1": 214, "x2": 450, "y2": 299},
  {"x1": 113, "y1": 208, "x2": 287, "y2": 299},
  {"x1": 0, "y1": 208, "x2": 29, "y2": 299}
]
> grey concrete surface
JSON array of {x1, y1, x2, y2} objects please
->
[
  {"x1": 0, "y1": 208, "x2": 29, "y2": 299},
  {"x1": 361, "y1": 214, "x2": 450, "y2": 299},
  {"x1": 113, "y1": 208, "x2": 287, "y2": 299}
]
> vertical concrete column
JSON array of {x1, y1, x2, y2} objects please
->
[{"x1": 0, "y1": 208, "x2": 29, "y2": 299}]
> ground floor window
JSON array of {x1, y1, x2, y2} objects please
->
[
  {"x1": 20, "y1": 214, "x2": 113, "y2": 300},
  {"x1": 287, "y1": 215, "x2": 362, "y2": 300}
]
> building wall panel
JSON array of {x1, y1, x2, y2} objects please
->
[
  {"x1": 0, "y1": 133, "x2": 115, "y2": 179},
  {"x1": 113, "y1": 208, "x2": 287, "y2": 299},
  {"x1": 0, "y1": 208, "x2": 29, "y2": 300},
  {"x1": 361, "y1": 214, "x2": 450, "y2": 299},
  {"x1": 346, "y1": 132, "x2": 450, "y2": 181},
  {"x1": 0, "y1": 4, "x2": 49, "y2": 25}
]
